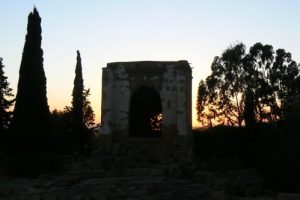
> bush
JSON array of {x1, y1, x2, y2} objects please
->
[
  {"x1": 193, "y1": 124, "x2": 300, "y2": 192},
  {"x1": 193, "y1": 125, "x2": 253, "y2": 161}
]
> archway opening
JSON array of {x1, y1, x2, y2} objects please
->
[{"x1": 129, "y1": 87, "x2": 162, "y2": 137}]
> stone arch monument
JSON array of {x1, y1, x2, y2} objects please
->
[{"x1": 101, "y1": 61, "x2": 192, "y2": 162}]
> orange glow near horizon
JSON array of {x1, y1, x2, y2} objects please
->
[{"x1": 150, "y1": 113, "x2": 163, "y2": 131}]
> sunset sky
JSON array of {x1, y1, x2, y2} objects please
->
[{"x1": 1, "y1": 0, "x2": 300, "y2": 127}]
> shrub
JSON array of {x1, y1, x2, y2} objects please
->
[{"x1": 193, "y1": 124, "x2": 300, "y2": 192}]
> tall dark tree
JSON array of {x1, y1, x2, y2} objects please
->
[
  {"x1": 71, "y1": 50, "x2": 84, "y2": 144},
  {"x1": 0, "y1": 58, "x2": 14, "y2": 133},
  {"x1": 11, "y1": 8, "x2": 50, "y2": 147},
  {"x1": 270, "y1": 49, "x2": 299, "y2": 120},
  {"x1": 200, "y1": 44, "x2": 246, "y2": 127}
]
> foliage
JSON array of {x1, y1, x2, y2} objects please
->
[
  {"x1": 49, "y1": 108, "x2": 73, "y2": 152},
  {"x1": 83, "y1": 88, "x2": 95, "y2": 128},
  {"x1": 0, "y1": 57, "x2": 14, "y2": 133},
  {"x1": 270, "y1": 49, "x2": 299, "y2": 120},
  {"x1": 49, "y1": 90, "x2": 95, "y2": 153},
  {"x1": 71, "y1": 50, "x2": 85, "y2": 145},
  {"x1": 11, "y1": 7, "x2": 50, "y2": 149},
  {"x1": 68, "y1": 51, "x2": 95, "y2": 149},
  {"x1": 199, "y1": 44, "x2": 247, "y2": 126},
  {"x1": 243, "y1": 88, "x2": 255, "y2": 127},
  {"x1": 51, "y1": 108, "x2": 72, "y2": 130},
  {"x1": 72, "y1": 51, "x2": 84, "y2": 128},
  {"x1": 197, "y1": 42, "x2": 299, "y2": 127},
  {"x1": 49, "y1": 91, "x2": 95, "y2": 152},
  {"x1": 196, "y1": 80, "x2": 212, "y2": 127},
  {"x1": 195, "y1": 42, "x2": 300, "y2": 191},
  {"x1": 193, "y1": 124, "x2": 300, "y2": 192}
]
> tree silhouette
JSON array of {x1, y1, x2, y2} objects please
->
[
  {"x1": 296, "y1": 76, "x2": 300, "y2": 94},
  {"x1": 246, "y1": 43, "x2": 274, "y2": 122},
  {"x1": 83, "y1": 88, "x2": 95, "y2": 128},
  {"x1": 201, "y1": 44, "x2": 246, "y2": 127},
  {"x1": 197, "y1": 42, "x2": 300, "y2": 127},
  {"x1": 52, "y1": 88, "x2": 95, "y2": 139},
  {"x1": 196, "y1": 80, "x2": 213, "y2": 127},
  {"x1": 71, "y1": 50, "x2": 85, "y2": 145},
  {"x1": 270, "y1": 49, "x2": 299, "y2": 121},
  {"x1": 11, "y1": 7, "x2": 50, "y2": 148},
  {"x1": 0, "y1": 58, "x2": 14, "y2": 133},
  {"x1": 243, "y1": 88, "x2": 255, "y2": 127}
]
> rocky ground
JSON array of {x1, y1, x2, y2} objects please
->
[
  {"x1": 0, "y1": 140, "x2": 299, "y2": 200},
  {"x1": 1, "y1": 156, "x2": 299, "y2": 200}
]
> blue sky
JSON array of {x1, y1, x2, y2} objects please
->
[{"x1": 1, "y1": 0, "x2": 300, "y2": 126}]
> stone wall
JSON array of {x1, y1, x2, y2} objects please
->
[
  {"x1": 100, "y1": 61, "x2": 192, "y2": 161},
  {"x1": 101, "y1": 61, "x2": 192, "y2": 135}
]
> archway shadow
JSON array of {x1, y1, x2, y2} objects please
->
[{"x1": 129, "y1": 87, "x2": 162, "y2": 137}]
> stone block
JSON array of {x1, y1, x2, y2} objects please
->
[
  {"x1": 97, "y1": 134, "x2": 112, "y2": 153},
  {"x1": 111, "y1": 143, "x2": 121, "y2": 155},
  {"x1": 194, "y1": 171, "x2": 214, "y2": 185},
  {"x1": 246, "y1": 186, "x2": 263, "y2": 197},
  {"x1": 278, "y1": 193, "x2": 300, "y2": 200},
  {"x1": 101, "y1": 61, "x2": 192, "y2": 162},
  {"x1": 211, "y1": 190, "x2": 228, "y2": 200},
  {"x1": 224, "y1": 181, "x2": 242, "y2": 196}
]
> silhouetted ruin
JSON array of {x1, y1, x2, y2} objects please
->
[{"x1": 101, "y1": 61, "x2": 192, "y2": 162}]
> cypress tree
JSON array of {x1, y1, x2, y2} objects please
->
[
  {"x1": 12, "y1": 7, "x2": 50, "y2": 148},
  {"x1": 0, "y1": 58, "x2": 14, "y2": 133},
  {"x1": 71, "y1": 50, "x2": 84, "y2": 145}
]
